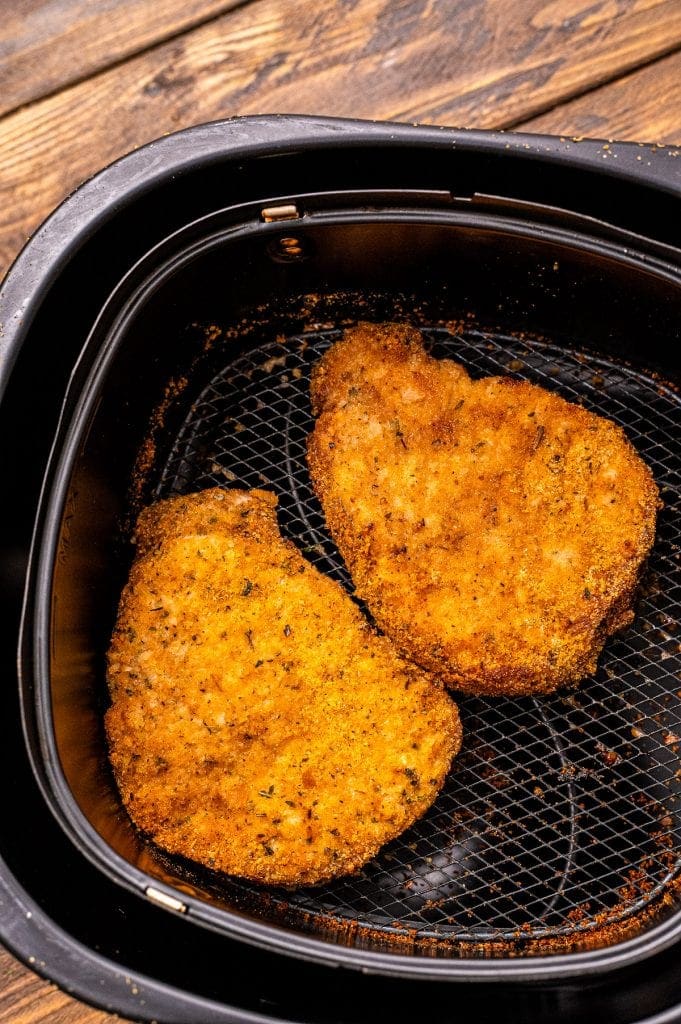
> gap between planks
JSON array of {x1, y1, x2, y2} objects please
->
[
  {"x1": 514, "y1": 46, "x2": 681, "y2": 144},
  {"x1": 0, "y1": 0, "x2": 261, "y2": 119}
]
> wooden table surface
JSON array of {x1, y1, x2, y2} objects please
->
[{"x1": 1, "y1": 0, "x2": 680, "y2": 1020}]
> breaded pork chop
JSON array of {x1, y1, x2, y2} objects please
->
[
  {"x1": 308, "y1": 323, "x2": 659, "y2": 697},
  {"x1": 106, "y1": 487, "x2": 461, "y2": 887}
]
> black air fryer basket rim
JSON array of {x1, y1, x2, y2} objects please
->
[
  {"x1": 20, "y1": 184, "x2": 681, "y2": 982},
  {"x1": 1, "y1": 112, "x2": 680, "y2": 405},
  {"x1": 0, "y1": 863, "x2": 282, "y2": 1024},
  {"x1": 4, "y1": 867, "x2": 681, "y2": 1024},
  {"x1": 1, "y1": 116, "x2": 680, "y2": 1017}
]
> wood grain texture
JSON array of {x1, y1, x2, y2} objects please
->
[
  {"x1": 521, "y1": 49, "x2": 681, "y2": 143},
  {"x1": 0, "y1": 947, "x2": 121, "y2": 1023},
  {"x1": 0, "y1": 0, "x2": 252, "y2": 118},
  {"x1": 1, "y1": 0, "x2": 681, "y2": 275}
]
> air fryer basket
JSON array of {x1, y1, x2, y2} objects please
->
[{"x1": 18, "y1": 128, "x2": 681, "y2": 986}]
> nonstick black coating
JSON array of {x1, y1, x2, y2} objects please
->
[{"x1": 22, "y1": 193, "x2": 681, "y2": 980}]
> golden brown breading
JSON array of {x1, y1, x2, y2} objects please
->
[
  {"x1": 308, "y1": 323, "x2": 660, "y2": 697},
  {"x1": 106, "y1": 487, "x2": 461, "y2": 887}
]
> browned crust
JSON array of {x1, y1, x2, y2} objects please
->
[
  {"x1": 106, "y1": 487, "x2": 462, "y2": 887},
  {"x1": 308, "y1": 322, "x2": 660, "y2": 697}
]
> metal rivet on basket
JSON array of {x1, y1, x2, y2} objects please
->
[
  {"x1": 268, "y1": 235, "x2": 308, "y2": 263},
  {"x1": 261, "y1": 204, "x2": 300, "y2": 223},
  {"x1": 145, "y1": 886, "x2": 188, "y2": 913}
]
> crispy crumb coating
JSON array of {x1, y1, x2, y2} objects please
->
[
  {"x1": 308, "y1": 322, "x2": 660, "y2": 697},
  {"x1": 106, "y1": 487, "x2": 461, "y2": 887}
]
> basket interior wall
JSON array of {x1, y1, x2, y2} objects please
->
[{"x1": 48, "y1": 218, "x2": 681, "y2": 957}]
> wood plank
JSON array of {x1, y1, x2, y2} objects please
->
[
  {"x1": 1, "y1": 0, "x2": 680, "y2": 276},
  {"x1": 0, "y1": 947, "x2": 121, "y2": 1023},
  {"x1": 0, "y1": 0, "x2": 251, "y2": 118},
  {"x1": 520, "y1": 49, "x2": 681, "y2": 144}
]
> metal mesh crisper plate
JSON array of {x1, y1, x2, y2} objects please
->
[{"x1": 154, "y1": 325, "x2": 681, "y2": 953}]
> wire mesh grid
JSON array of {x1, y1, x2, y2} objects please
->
[{"x1": 154, "y1": 325, "x2": 681, "y2": 949}]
